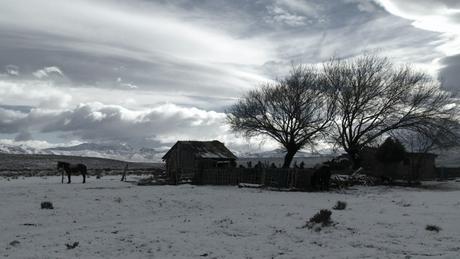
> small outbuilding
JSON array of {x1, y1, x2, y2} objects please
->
[{"x1": 162, "y1": 140, "x2": 237, "y2": 183}]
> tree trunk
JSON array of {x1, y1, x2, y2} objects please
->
[{"x1": 282, "y1": 148, "x2": 298, "y2": 168}]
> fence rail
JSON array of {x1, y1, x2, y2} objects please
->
[{"x1": 193, "y1": 168, "x2": 314, "y2": 190}]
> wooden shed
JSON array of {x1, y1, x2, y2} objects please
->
[{"x1": 162, "y1": 140, "x2": 237, "y2": 183}]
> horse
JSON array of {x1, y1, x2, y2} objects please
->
[{"x1": 57, "y1": 161, "x2": 87, "y2": 184}]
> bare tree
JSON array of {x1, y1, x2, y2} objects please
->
[
  {"x1": 227, "y1": 66, "x2": 336, "y2": 168},
  {"x1": 393, "y1": 123, "x2": 459, "y2": 154},
  {"x1": 322, "y1": 54, "x2": 459, "y2": 168},
  {"x1": 392, "y1": 123, "x2": 460, "y2": 181}
]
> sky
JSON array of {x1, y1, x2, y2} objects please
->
[{"x1": 0, "y1": 0, "x2": 459, "y2": 153}]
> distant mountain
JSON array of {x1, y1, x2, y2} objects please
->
[
  {"x1": 0, "y1": 142, "x2": 164, "y2": 162},
  {"x1": 0, "y1": 143, "x2": 329, "y2": 162},
  {"x1": 45, "y1": 143, "x2": 164, "y2": 162},
  {"x1": 238, "y1": 148, "x2": 335, "y2": 158},
  {"x1": 0, "y1": 143, "x2": 51, "y2": 155},
  {"x1": 2, "y1": 142, "x2": 460, "y2": 166}
]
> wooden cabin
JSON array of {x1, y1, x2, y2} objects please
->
[{"x1": 162, "y1": 140, "x2": 237, "y2": 183}]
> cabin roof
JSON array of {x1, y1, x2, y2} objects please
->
[{"x1": 162, "y1": 140, "x2": 237, "y2": 160}]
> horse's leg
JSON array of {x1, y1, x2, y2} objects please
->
[
  {"x1": 83, "y1": 166, "x2": 87, "y2": 183},
  {"x1": 61, "y1": 171, "x2": 64, "y2": 184},
  {"x1": 67, "y1": 171, "x2": 71, "y2": 184}
]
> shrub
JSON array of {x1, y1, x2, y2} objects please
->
[
  {"x1": 308, "y1": 209, "x2": 332, "y2": 227},
  {"x1": 9, "y1": 240, "x2": 20, "y2": 247},
  {"x1": 426, "y1": 225, "x2": 441, "y2": 232},
  {"x1": 65, "y1": 242, "x2": 79, "y2": 249},
  {"x1": 333, "y1": 201, "x2": 347, "y2": 210},
  {"x1": 41, "y1": 201, "x2": 54, "y2": 209}
]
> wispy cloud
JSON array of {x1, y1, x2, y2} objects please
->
[
  {"x1": 374, "y1": 0, "x2": 460, "y2": 91},
  {"x1": 0, "y1": 0, "x2": 457, "y2": 152},
  {"x1": 33, "y1": 66, "x2": 64, "y2": 79}
]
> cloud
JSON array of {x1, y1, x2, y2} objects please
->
[
  {"x1": 266, "y1": 4, "x2": 308, "y2": 27},
  {"x1": 0, "y1": 0, "x2": 443, "y2": 96},
  {"x1": 0, "y1": 0, "x2": 457, "y2": 153},
  {"x1": 374, "y1": 0, "x2": 460, "y2": 54},
  {"x1": 5, "y1": 65, "x2": 19, "y2": 76},
  {"x1": 374, "y1": 0, "x2": 460, "y2": 90},
  {"x1": 0, "y1": 107, "x2": 29, "y2": 134},
  {"x1": 344, "y1": 0, "x2": 378, "y2": 12},
  {"x1": 116, "y1": 77, "x2": 138, "y2": 89},
  {"x1": 14, "y1": 131, "x2": 32, "y2": 142},
  {"x1": 0, "y1": 0, "x2": 277, "y2": 111},
  {"x1": 42, "y1": 102, "x2": 228, "y2": 143},
  {"x1": 0, "y1": 101, "x2": 229, "y2": 145},
  {"x1": 0, "y1": 80, "x2": 72, "y2": 109},
  {"x1": 0, "y1": 0, "x2": 272, "y2": 65},
  {"x1": 33, "y1": 66, "x2": 64, "y2": 79},
  {"x1": 439, "y1": 54, "x2": 460, "y2": 92},
  {"x1": 0, "y1": 101, "x2": 280, "y2": 153}
]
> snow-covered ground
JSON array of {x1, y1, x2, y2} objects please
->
[{"x1": 1, "y1": 176, "x2": 460, "y2": 258}]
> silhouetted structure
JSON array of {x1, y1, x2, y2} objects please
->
[
  {"x1": 162, "y1": 140, "x2": 237, "y2": 184},
  {"x1": 311, "y1": 163, "x2": 331, "y2": 191},
  {"x1": 359, "y1": 147, "x2": 437, "y2": 181}
]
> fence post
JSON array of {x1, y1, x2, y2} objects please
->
[
  {"x1": 261, "y1": 168, "x2": 266, "y2": 186},
  {"x1": 289, "y1": 169, "x2": 299, "y2": 188}
]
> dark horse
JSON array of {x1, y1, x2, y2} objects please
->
[{"x1": 57, "y1": 161, "x2": 87, "y2": 184}]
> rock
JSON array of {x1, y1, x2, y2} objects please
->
[
  {"x1": 9, "y1": 240, "x2": 20, "y2": 247},
  {"x1": 41, "y1": 201, "x2": 54, "y2": 209}
]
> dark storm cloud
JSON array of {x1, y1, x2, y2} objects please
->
[
  {"x1": 0, "y1": 107, "x2": 57, "y2": 134},
  {"x1": 439, "y1": 54, "x2": 460, "y2": 92}
]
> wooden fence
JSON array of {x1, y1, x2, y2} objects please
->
[
  {"x1": 193, "y1": 168, "x2": 314, "y2": 190},
  {"x1": 436, "y1": 167, "x2": 460, "y2": 179}
]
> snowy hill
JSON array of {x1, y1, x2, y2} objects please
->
[
  {"x1": 0, "y1": 143, "x2": 51, "y2": 155},
  {"x1": 45, "y1": 143, "x2": 164, "y2": 162},
  {"x1": 0, "y1": 142, "x2": 164, "y2": 162}
]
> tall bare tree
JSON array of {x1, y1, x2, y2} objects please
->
[
  {"x1": 227, "y1": 66, "x2": 336, "y2": 168},
  {"x1": 393, "y1": 122, "x2": 460, "y2": 154},
  {"x1": 392, "y1": 127, "x2": 459, "y2": 181},
  {"x1": 322, "y1": 54, "x2": 459, "y2": 168}
]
